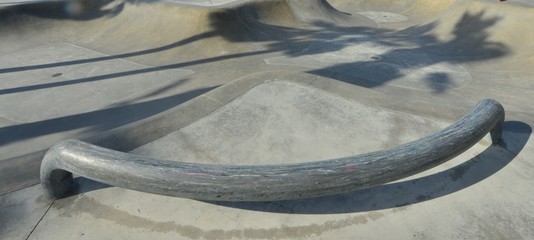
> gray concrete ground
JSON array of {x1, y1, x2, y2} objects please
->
[{"x1": 1, "y1": 0, "x2": 534, "y2": 239}]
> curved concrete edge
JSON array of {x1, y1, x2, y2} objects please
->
[{"x1": 40, "y1": 99, "x2": 504, "y2": 201}]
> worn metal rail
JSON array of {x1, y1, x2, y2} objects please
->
[{"x1": 41, "y1": 99, "x2": 505, "y2": 201}]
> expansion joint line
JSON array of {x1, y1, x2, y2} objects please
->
[{"x1": 26, "y1": 201, "x2": 54, "y2": 240}]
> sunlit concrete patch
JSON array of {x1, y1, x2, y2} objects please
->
[
  {"x1": 132, "y1": 80, "x2": 450, "y2": 164},
  {"x1": 0, "y1": 43, "x2": 193, "y2": 122},
  {"x1": 265, "y1": 40, "x2": 471, "y2": 92},
  {"x1": 357, "y1": 11, "x2": 408, "y2": 23}
]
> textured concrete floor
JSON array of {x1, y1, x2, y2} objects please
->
[{"x1": 1, "y1": 0, "x2": 533, "y2": 239}]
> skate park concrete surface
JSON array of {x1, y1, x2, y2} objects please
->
[{"x1": 1, "y1": 0, "x2": 534, "y2": 239}]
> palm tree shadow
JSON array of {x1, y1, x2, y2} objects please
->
[
  {"x1": 0, "y1": 3, "x2": 511, "y2": 97},
  {"x1": 211, "y1": 121, "x2": 531, "y2": 214},
  {"x1": 307, "y1": 10, "x2": 509, "y2": 93}
]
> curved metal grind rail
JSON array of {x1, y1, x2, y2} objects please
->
[{"x1": 41, "y1": 99, "x2": 505, "y2": 201}]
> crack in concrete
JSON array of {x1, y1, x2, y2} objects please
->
[{"x1": 25, "y1": 202, "x2": 53, "y2": 240}]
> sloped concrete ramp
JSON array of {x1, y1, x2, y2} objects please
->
[{"x1": 1, "y1": 0, "x2": 534, "y2": 239}]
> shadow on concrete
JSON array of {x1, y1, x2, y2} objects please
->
[
  {"x1": 307, "y1": 11, "x2": 509, "y2": 93},
  {"x1": 0, "y1": 31, "x2": 217, "y2": 76},
  {"x1": 0, "y1": 83, "x2": 217, "y2": 193},
  {"x1": 202, "y1": 6, "x2": 507, "y2": 94},
  {"x1": 0, "y1": 82, "x2": 217, "y2": 145},
  {"x1": 71, "y1": 177, "x2": 112, "y2": 197},
  {"x1": 212, "y1": 121, "x2": 531, "y2": 214},
  {"x1": 17, "y1": 0, "x2": 125, "y2": 20},
  {"x1": 0, "y1": 49, "x2": 271, "y2": 95},
  {"x1": 0, "y1": 2, "x2": 509, "y2": 95},
  {"x1": 209, "y1": 3, "x2": 378, "y2": 56}
]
